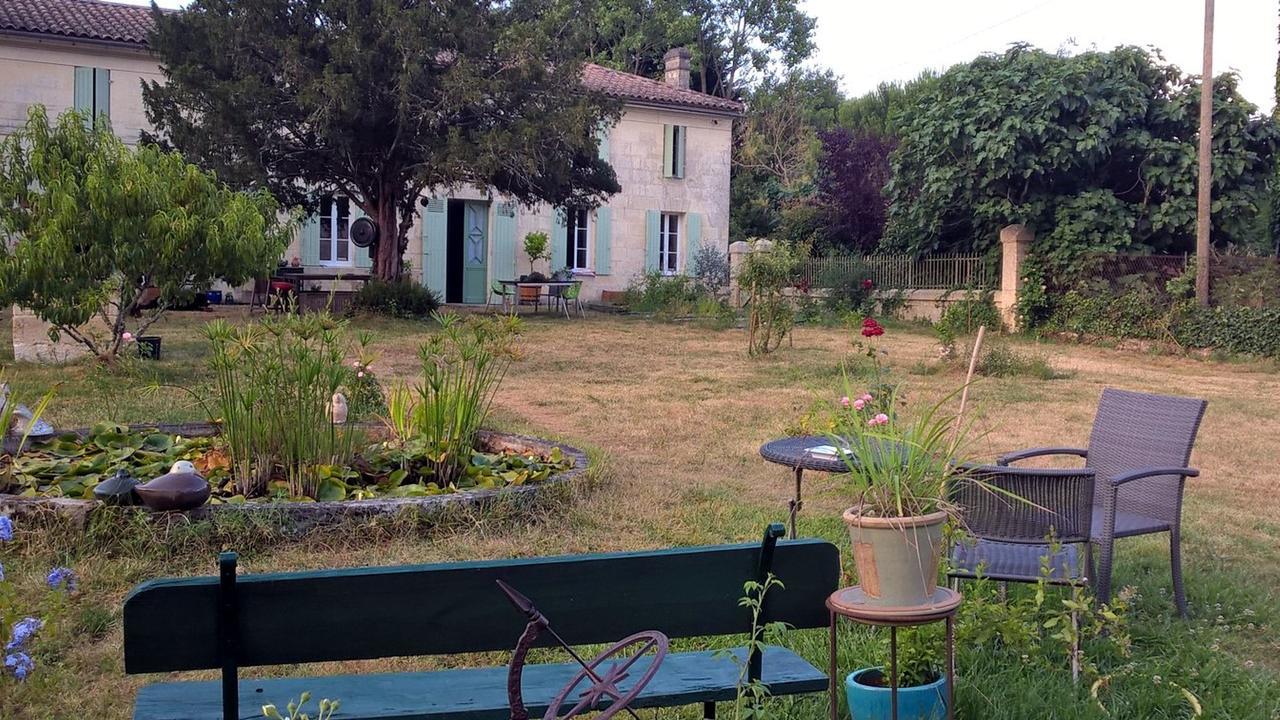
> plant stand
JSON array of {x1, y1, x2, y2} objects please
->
[{"x1": 827, "y1": 586, "x2": 961, "y2": 720}]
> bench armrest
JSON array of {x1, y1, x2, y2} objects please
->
[
  {"x1": 996, "y1": 447, "x2": 1088, "y2": 466},
  {"x1": 1110, "y1": 466, "x2": 1199, "y2": 486}
]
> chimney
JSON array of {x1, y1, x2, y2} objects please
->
[{"x1": 663, "y1": 47, "x2": 692, "y2": 90}]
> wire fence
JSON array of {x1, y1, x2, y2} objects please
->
[
  {"x1": 796, "y1": 254, "x2": 996, "y2": 290},
  {"x1": 1064, "y1": 253, "x2": 1280, "y2": 309}
]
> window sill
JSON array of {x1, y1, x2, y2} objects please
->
[{"x1": 571, "y1": 270, "x2": 596, "y2": 278}]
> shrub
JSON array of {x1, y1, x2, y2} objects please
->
[
  {"x1": 1171, "y1": 305, "x2": 1280, "y2": 357},
  {"x1": 977, "y1": 343, "x2": 1065, "y2": 380},
  {"x1": 350, "y1": 278, "x2": 440, "y2": 319},
  {"x1": 691, "y1": 244, "x2": 730, "y2": 295},
  {"x1": 937, "y1": 289, "x2": 1002, "y2": 336},
  {"x1": 740, "y1": 242, "x2": 803, "y2": 356},
  {"x1": 624, "y1": 272, "x2": 702, "y2": 317},
  {"x1": 816, "y1": 257, "x2": 876, "y2": 315},
  {"x1": 1046, "y1": 285, "x2": 1165, "y2": 340}
]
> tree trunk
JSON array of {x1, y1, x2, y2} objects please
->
[{"x1": 372, "y1": 196, "x2": 404, "y2": 281}]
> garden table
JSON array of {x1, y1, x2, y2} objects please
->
[
  {"x1": 498, "y1": 279, "x2": 582, "y2": 316},
  {"x1": 759, "y1": 436, "x2": 850, "y2": 539},
  {"x1": 827, "y1": 586, "x2": 960, "y2": 720}
]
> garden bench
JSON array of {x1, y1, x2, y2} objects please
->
[{"x1": 123, "y1": 524, "x2": 839, "y2": 720}]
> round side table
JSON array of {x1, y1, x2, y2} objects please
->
[
  {"x1": 758, "y1": 436, "x2": 849, "y2": 539},
  {"x1": 826, "y1": 586, "x2": 961, "y2": 720}
]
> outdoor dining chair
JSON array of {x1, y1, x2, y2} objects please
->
[
  {"x1": 949, "y1": 464, "x2": 1096, "y2": 681},
  {"x1": 489, "y1": 280, "x2": 514, "y2": 314},
  {"x1": 997, "y1": 388, "x2": 1207, "y2": 615},
  {"x1": 557, "y1": 281, "x2": 585, "y2": 319}
]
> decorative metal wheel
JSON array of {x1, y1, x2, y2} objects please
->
[{"x1": 542, "y1": 631, "x2": 669, "y2": 720}]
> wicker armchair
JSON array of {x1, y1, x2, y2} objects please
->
[
  {"x1": 998, "y1": 388, "x2": 1207, "y2": 615},
  {"x1": 949, "y1": 465, "x2": 1096, "y2": 586}
]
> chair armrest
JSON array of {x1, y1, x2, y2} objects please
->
[
  {"x1": 996, "y1": 447, "x2": 1088, "y2": 466},
  {"x1": 1110, "y1": 466, "x2": 1200, "y2": 486}
]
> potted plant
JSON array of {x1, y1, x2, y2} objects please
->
[
  {"x1": 833, "y1": 381, "x2": 972, "y2": 609},
  {"x1": 845, "y1": 628, "x2": 946, "y2": 720},
  {"x1": 520, "y1": 232, "x2": 551, "y2": 304}
]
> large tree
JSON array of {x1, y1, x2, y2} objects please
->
[
  {"x1": 883, "y1": 45, "x2": 1278, "y2": 267},
  {"x1": 144, "y1": 0, "x2": 622, "y2": 281},
  {"x1": 814, "y1": 129, "x2": 896, "y2": 253}
]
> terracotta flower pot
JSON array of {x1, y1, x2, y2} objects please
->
[{"x1": 842, "y1": 505, "x2": 947, "y2": 608}]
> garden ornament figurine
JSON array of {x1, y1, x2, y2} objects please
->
[
  {"x1": 135, "y1": 460, "x2": 210, "y2": 511},
  {"x1": 497, "y1": 579, "x2": 668, "y2": 720},
  {"x1": 328, "y1": 392, "x2": 349, "y2": 425}
]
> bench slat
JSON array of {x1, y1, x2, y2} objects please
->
[
  {"x1": 124, "y1": 539, "x2": 839, "y2": 673},
  {"x1": 133, "y1": 646, "x2": 827, "y2": 720}
]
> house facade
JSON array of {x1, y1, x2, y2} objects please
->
[{"x1": 0, "y1": 0, "x2": 742, "y2": 311}]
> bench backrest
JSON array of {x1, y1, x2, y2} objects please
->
[{"x1": 124, "y1": 534, "x2": 840, "y2": 674}]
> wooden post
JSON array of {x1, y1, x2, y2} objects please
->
[{"x1": 1195, "y1": 0, "x2": 1215, "y2": 305}]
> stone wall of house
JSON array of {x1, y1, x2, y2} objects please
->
[{"x1": 0, "y1": 37, "x2": 162, "y2": 143}]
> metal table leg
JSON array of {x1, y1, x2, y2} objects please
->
[
  {"x1": 788, "y1": 467, "x2": 804, "y2": 539},
  {"x1": 829, "y1": 610, "x2": 838, "y2": 720},
  {"x1": 946, "y1": 616, "x2": 955, "y2": 720},
  {"x1": 890, "y1": 626, "x2": 898, "y2": 720}
]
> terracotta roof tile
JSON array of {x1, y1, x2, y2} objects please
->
[
  {"x1": 1, "y1": 0, "x2": 743, "y2": 115},
  {"x1": 583, "y1": 63, "x2": 744, "y2": 115},
  {"x1": 0, "y1": 0, "x2": 154, "y2": 46}
]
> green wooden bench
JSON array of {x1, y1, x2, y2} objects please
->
[{"x1": 123, "y1": 524, "x2": 840, "y2": 720}]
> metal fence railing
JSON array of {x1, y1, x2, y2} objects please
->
[{"x1": 796, "y1": 254, "x2": 995, "y2": 290}]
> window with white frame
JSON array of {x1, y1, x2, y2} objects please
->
[
  {"x1": 319, "y1": 196, "x2": 351, "y2": 266},
  {"x1": 564, "y1": 208, "x2": 590, "y2": 271},
  {"x1": 659, "y1": 213, "x2": 680, "y2": 275}
]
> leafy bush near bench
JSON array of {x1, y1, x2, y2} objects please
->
[{"x1": 350, "y1": 279, "x2": 440, "y2": 319}]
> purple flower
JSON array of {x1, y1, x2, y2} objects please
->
[
  {"x1": 0, "y1": 516, "x2": 13, "y2": 542},
  {"x1": 46, "y1": 567, "x2": 77, "y2": 593},
  {"x1": 4, "y1": 651, "x2": 34, "y2": 681},
  {"x1": 6, "y1": 618, "x2": 42, "y2": 651}
]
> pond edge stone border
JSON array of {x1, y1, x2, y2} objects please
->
[{"x1": 0, "y1": 423, "x2": 589, "y2": 531}]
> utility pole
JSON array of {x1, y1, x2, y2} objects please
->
[{"x1": 1195, "y1": 0, "x2": 1214, "y2": 305}]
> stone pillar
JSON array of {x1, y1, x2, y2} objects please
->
[
  {"x1": 998, "y1": 224, "x2": 1033, "y2": 330},
  {"x1": 728, "y1": 240, "x2": 751, "y2": 307}
]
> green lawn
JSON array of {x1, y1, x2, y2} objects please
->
[{"x1": 2, "y1": 308, "x2": 1278, "y2": 718}]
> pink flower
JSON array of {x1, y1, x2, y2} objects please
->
[
  {"x1": 352, "y1": 361, "x2": 362, "y2": 368},
  {"x1": 122, "y1": 332, "x2": 134, "y2": 342},
  {"x1": 853, "y1": 399, "x2": 866, "y2": 410},
  {"x1": 357, "y1": 371, "x2": 365, "y2": 378},
  {"x1": 861, "y1": 393, "x2": 873, "y2": 403},
  {"x1": 873, "y1": 413, "x2": 890, "y2": 425},
  {"x1": 840, "y1": 396, "x2": 851, "y2": 408}
]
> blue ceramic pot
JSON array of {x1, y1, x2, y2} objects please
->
[{"x1": 846, "y1": 667, "x2": 947, "y2": 720}]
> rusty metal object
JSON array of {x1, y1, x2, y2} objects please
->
[{"x1": 497, "y1": 580, "x2": 667, "y2": 720}]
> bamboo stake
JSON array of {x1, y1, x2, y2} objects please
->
[{"x1": 955, "y1": 325, "x2": 986, "y2": 434}]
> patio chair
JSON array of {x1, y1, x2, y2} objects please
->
[
  {"x1": 249, "y1": 277, "x2": 270, "y2": 313},
  {"x1": 489, "y1": 280, "x2": 513, "y2": 314},
  {"x1": 948, "y1": 464, "x2": 1096, "y2": 681},
  {"x1": 557, "y1": 281, "x2": 584, "y2": 319},
  {"x1": 998, "y1": 388, "x2": 1207, "y2": 615}
]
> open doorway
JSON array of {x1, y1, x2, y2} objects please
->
[{"x1": 444, "y1": 200, "x2": 489, "y2": 304}]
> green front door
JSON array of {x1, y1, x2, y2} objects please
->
[{"x1": 461, "y1": 201, "x2": 489, "y2": 304}]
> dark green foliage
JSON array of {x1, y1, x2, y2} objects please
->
[
  {"x1": 976, "y1": 343, "x2": 1064, "y2": 380},
  {"x1": 937, "y1": 290, "x2": 1003, "y2": 337},
  {"x1": 350, "y1": 279, "x2": 441, "y2": 320},
  {"x1": 623, "y1": 271, "x2": 733, "y2": 325},
  {"x1": 144, "y1": 0, "x2": 622, "y2": 280},
  {"x1": 690, "y1": 244, "x2": 731, "y2": 294},
  {"x1": 883, "y1": 45, "x2": 1278, "y2": 269},
  {"x1": 835, "y1": 73, "x2": 939, "y2": 137},
  {"x1": 1172, "y1": 305, "x2": 1280, "y2": 357},
  {"x1": 1048, "y1": 287, "x2": 1166, "y2": 340},
  {"x1": 814, "y1": 257, "x2": 875, "y2": 315}
]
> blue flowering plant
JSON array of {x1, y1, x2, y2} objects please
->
[{"x1": 0, "y1": 515, "x2": 77, "y2": 682}]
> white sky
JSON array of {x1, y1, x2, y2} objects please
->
[
  {"x1": 804, "y1": 0, "x2": 1277, "y2": 115},
  {"x1": 139, "y1": 0, "x2": 1277, "y2": 114}
]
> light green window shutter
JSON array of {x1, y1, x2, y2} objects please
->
[
  {"x1": 645, "y1": 210, "x2": 660, "y2": 271},
  {"x1": 300, "y1": 212, "x2": 321, "y2": 267},
  {"x1": 662, "y1": 125, "x2": 675, "y2": 178},
  {"x1": 492, "y1": 201, "x2": 518, "y2": 282},
  {"x1": 73, "y1": 67, "x2": 94, "y2": 125},
  {"x1": 593, "y1": 207, "x2": 612, "y2": 275},
  {"x1": 675, "y1": 125, "x2": 686, "y2": 178},
  {"x1": 597, "y1": 123, "x2": 611, "y2": 163},
  {"x1": 684, "y1": 213, "x2": 701, "y2": 273},
  {"x1": 351, "y1": 203, "x2": 373, "y2": 269},
  {"x1": 550, "y1": 208, "x2": 567, "y2": 271},
  {"x1": 422, "y1": 197, "x2": 447, "y2": 294},
  {"x1": 94, "y1": 68, "x2": 110, "y2": 123}
]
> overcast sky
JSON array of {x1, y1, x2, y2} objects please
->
[
  {"x1": 138, "y1": 0, "x2": 1277, "y2": 114},
  {"x1": 804, "y1": 0, "x2": 1277, "y2": 114}
]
